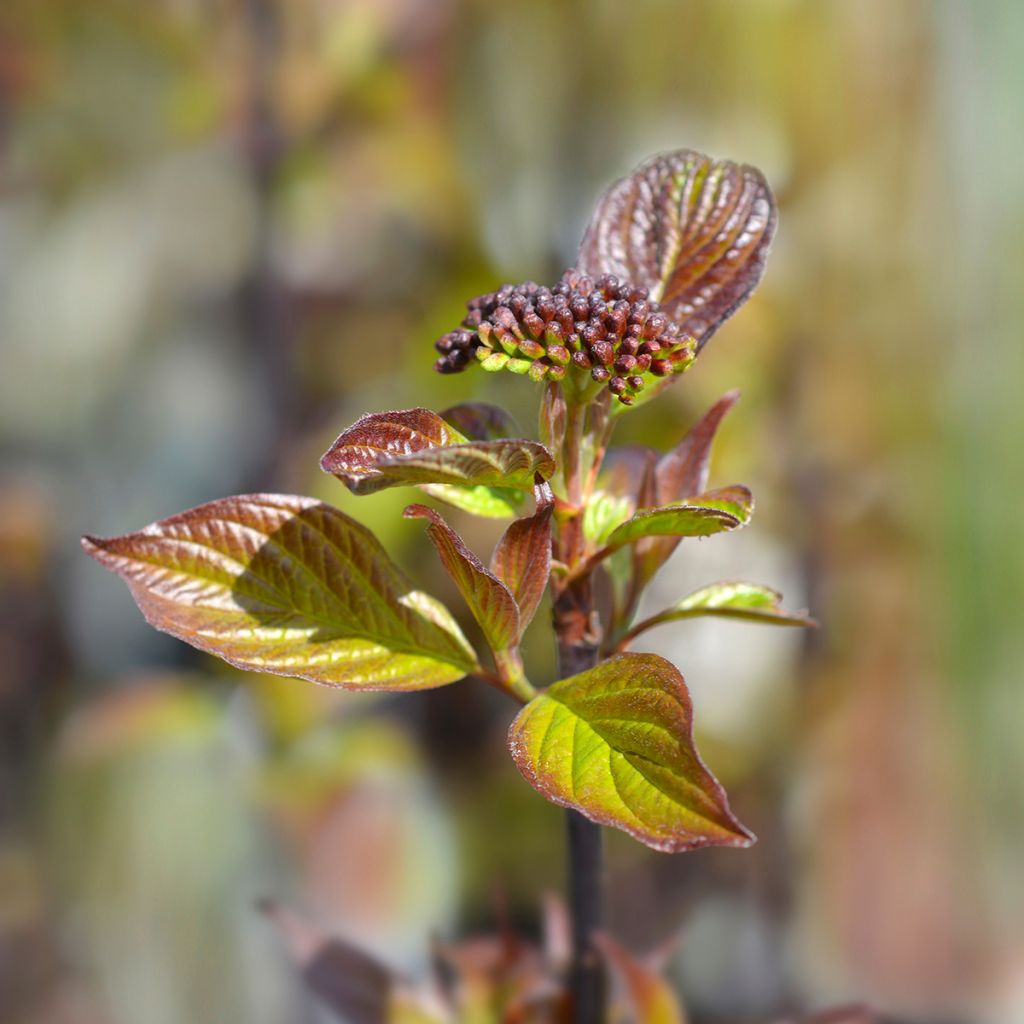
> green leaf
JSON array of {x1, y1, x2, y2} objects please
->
[
  {"x1": 420, "y1": 483, "x2": 523, "y2": 519},
  {"x1": 321, "y1": 408, "x2": 555, "y2": 497},
  {"x1": 508, "y1": 653, "x2": 753, "y2": 852},
  {"x1": 644, "y1": 582, "x2": 816, "y2": 629},
  {"x1": 82, "y1": 494, "x2": 478, "y2": 690},
  {"x1": 605, "y1": 486, "x2": 753, "y2": 550},
  {"x1": 404, "y1": 504, "x2": 520, "y2": 653},
  {"x1": 490, "y1": 485, "x2": 554, "y2": 636},
  {"x1": 577, "y1": 150, "x2": 777, "y2": 350}
]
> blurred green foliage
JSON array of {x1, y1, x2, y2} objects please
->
[{"x1": 1, "y1": 1, "x2": 1022, "y2": 1022}]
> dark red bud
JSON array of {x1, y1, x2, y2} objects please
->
[
  {"x1": 635, "y1": 353, "x2": 652, "y2": 372},
  {"x1": 591, "y1": 366, "x2": 611, "y2": 383},
  {"x1": 614, "y1": 354, "x2": 638, "y2": 374},
  {"x1": 626, "y1": 375, "x2": 645, "y2": 391},
  {"x1": 609, "y1": 376, "x2": 628, "y2": 396},
  {"x1": 650, "y1": 358, "x2": 673, "y2": 376},
  {"x1": 572, "y1": 350, "x2": 592, "y2": 369},
  {"x1": 592, "y1": 341, "x2": 614, "y2": 365}
]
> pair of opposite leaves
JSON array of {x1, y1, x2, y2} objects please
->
[{"x1": 83, "y1": 150, "x2": 798, "y2": 852}]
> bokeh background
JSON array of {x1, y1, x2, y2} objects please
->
[{"x1": 2, "y1": 1, "x2": 1022, "y2": 1021}]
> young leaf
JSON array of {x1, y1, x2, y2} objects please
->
[
  {"x1": 404, "y1": 504, "x2": 520, "y2": 653},
  {"x1": 322, "y1": 408, "x2": 555, "y2": 495},
  {"x1": 656, "y1": 582, "x2": 815, "y2": 627},
  {"x1": 594, "y1": 934, "x2": 686, "y2": 1024},
  {"x1": 655, "y1": 390, "x2": 739, "y2": 504},
  {"x1": 605, "y1": 486, "x2": 753, "y2": 550},
  {"x1": 490, "y1": 486, "x2": 554, "y2": 636},
  {"x1": 577, "y1": 150, "x2": 777, "y2": 350},
  {"x1": 82, "y1": 494, "x2": 478, "y2": 690},
  {"x1": 420, "y1": 482, "x2": 523, "y2": 519},
  {"x1": 440, "y1": 401, "x2": 520, "y2": 441},
  {"x1": 508, "y1": 653, "x2": 754, "y2": 852},
  {"x1": 620, "y1": 582, "x2": 815, "y2": 650}
]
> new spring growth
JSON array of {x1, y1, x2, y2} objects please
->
[{"x1": 434, "y1": 269, "x2": 696, "y2": 406}]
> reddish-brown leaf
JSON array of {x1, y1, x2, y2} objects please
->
[
  {"x1": 82, "y1": 494, "x2": 478, "y2": 690},
  {"x1": 577, "y1": 150, "x2": 777, "y2": 349},
  {"x1": 594, "y1": 934, "x2": 686, "y2": 1024},
  {"x1": 440, "y1": 402, "x2": 520, "y2": 441},
  {"x1": 404, "y1": 504, "x2": 520, "y2": 654},
  {"x1": 321, "y1": 408, "x2": 554, "y2": 496},
  {"x1": 654, "y1": 390, "x2": 739, "y2": 505},
  {"x1": 490, "y1": 485, "x2": 554, "y2": 637}
]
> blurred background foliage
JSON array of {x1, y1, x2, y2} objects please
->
[{"x1": 1, "y1": 1, "x2": 1022, "y2": 1022}]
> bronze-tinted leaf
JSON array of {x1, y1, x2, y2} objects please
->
[
  {"x1": 508, "y1": 653, "x2": 753, "y2": 852},
  {"x1": 322, "y1": 408, "x2": 555, "y2": 495},
  {"x1": 405, "y1": 504, "x2": 520, "y2": 653},
  {"x1": 82, "y1": 494, "x2": 478, "y2": 690},
  {"x1": 577, "y1": 150, "x2": 777, "y2": 349},
  {"x1": 440, "y1": 401, "x2": 520, "y2": 441},
  {"x1": 490, "y1": 485, "x2": 554, "y2": 636},
  {"x1": 655, "y1": 390, "x2": 739, "y2": 504},
  {"x1": 594, "y1": 934, "x2": 686, "y2": 1024}
]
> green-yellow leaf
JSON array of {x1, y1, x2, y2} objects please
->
[
  {"x1": 606, "y1": 486, "x2": 753, "y2": 551},
  {"x1": 82, "y1": 494, "x2": 478, "y2": 690},
  {"x1": 508, "y1": 653, "x2": 754, "y2": 852}
]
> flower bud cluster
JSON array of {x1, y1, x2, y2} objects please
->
[{"x1": 433, "y1": 270, "x2": 695, "y2": 405}]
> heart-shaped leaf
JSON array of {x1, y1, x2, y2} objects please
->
[
  {"x1": 622, "y1": 582, "x2": 815, "y2": 649},
  {"x1": 404, "y1": 504, "x2": 520, "y2": 654},
  {"x1": 577, "y1": 150, "x2": 777, "y2": 349},
  {"x1": 321, "y1": 408, "x2": 555, "y2": 496},
  {"x1": 508, "y1": 653, "x2": 753, "y2": 852},
  {"x1": 606, "y1": 486, "x2": 753, "y2": 551},
  {"x1": 82, "y1": 494, "x2": 478, "y2": 690},
  {"x1": 490, "y1": 486, "x2": 554, "y2": 637},
  {"x1": 440, "y1": 402, "x2": 520, "y2": 441}
]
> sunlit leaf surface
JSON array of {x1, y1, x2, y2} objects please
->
[
  {"x1": 606, "y1": 486, "x2": 753, "y2": 550},
  {"x1": 657, "y1": 582, "x2": 815, "y2": 627},
  {"x1": 321, "y1": 408, "x2": 555, "y2": 497},
  {"x1": 82, "y1": 494, "x2": 478, "y2": 690},
  {"x1": 577, "y1": 150, "x2": 776, "y2": 349},
  {"x1": 508, "y1": 653, "x2": 753, "y2": 852}
]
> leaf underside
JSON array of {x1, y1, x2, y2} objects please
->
[
  {"x1": 320, "y1": 408, "x2": 554, "y2": 501},
  {"x1": 490, "y1": 492, "x2": 554, "y2": 636},
  {"x1": 82, "y1": 494, "x2": 477, "y2": 690},
  {"x1": 508, "y1": 653, "x2": 754, "y2": 852},
  {"x1": 577, "y1": 150, "x2": 777, "y2": 349}
]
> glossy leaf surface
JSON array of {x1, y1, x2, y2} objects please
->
[
  {"x1": 405, "y1": 504, "x2": 520, "y2": 653},
  {"x1": 321, "y1": 408, "x2": 555, "y2": 496},
  {"x1": 82, "y1": 494, "x2": 477, "y2": 690},
  {"x1": 508, "y1": 653, "x2": 753, "y2": 852},
  {"x1": 490, "y1": 487, "x2": 554, "y2": 636},
  {"x1": 606, "y1": 486, "x2": 753, "y2": 550},
  {"x1": 657, "y1": 581, "x2": 815, "y2": 627},
  {"x1": 577, "y1": 150, "x2": 777, "y2": 349}
]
